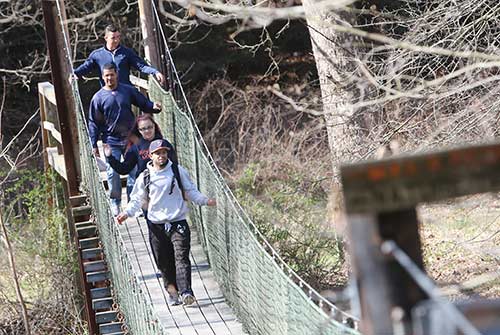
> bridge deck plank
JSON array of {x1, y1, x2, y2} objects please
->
[
  {"x1": 190, "y1": 238, "x2": 243, "y2": 334},
  {"x1": 117, "y1": 199, "x2": 245, "y2": 335}
]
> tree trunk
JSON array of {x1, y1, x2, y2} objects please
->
[{"x1": 302, "y1": 1, "x2": 358, "y2": 179}]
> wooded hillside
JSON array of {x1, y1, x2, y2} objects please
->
[{"x1": 1, "y1": 1, "x2": 499, "y2": 333}]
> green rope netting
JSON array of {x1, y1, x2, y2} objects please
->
[
  {"x1": 149, "y1": 81, "x2": 359, "y2": 335},
  {"x1": 70, "y1": 74, "x2": 359, "y2": 334}
]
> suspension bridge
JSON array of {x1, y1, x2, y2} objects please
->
[
  {"x1": 40, "y1": 73, "x2": 360, "y2": 334},
  {"x1": 38, "y1": 0, "x2": 500, "y2": 334},
  {"x1": 38, "y1": 1, "x2": 359, "y2": 334}
]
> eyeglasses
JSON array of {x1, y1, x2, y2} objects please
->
[{"x1": 138, "y1": 125, "x2": 154, "y2": 132}]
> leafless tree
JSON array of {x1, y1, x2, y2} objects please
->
[
  {"x1": 0, "y1": 0, "x2": 142, "y2": 133},
  {"x1": 157, "y1": 0, "x2": 500, "y2": 182},
  {"x1": 0, "y1": 77, "x2": 38, "y2": 335}
]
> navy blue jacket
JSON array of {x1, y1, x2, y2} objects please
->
[
  {"x1": 107, "y1": 136, "x2": 176, "y2": 178},
  {"x1": 74, "y1": 45, "x2": 158, "y2": 86},
  {"x1": 88, "y1": 84, "x2": 159, "y2": 148}
]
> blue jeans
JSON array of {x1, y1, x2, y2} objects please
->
[{"x1": 106, "y1": 144, "x2": 137, "y2": 206}]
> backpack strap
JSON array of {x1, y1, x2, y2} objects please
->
[
  {"x1": 143, "y1": 168, "x2": 151, "y2": 201},
  {"x1": 143, "y1": 164, "x2": 186, "y2": 201},
  {"x1": 166, "y1": 142, "x2": 185, "y2": 200},
  {"x1": 171, "y1": 162, "x2": 187, "y2": 201}
]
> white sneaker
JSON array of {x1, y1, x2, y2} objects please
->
[
  {"x1": 165, "y1": 284, "x2": 181, "y2": 306},
  {"x1": 167, "y1": 292, "x2": 181, "y2": 306}
]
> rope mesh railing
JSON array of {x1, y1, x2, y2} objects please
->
[
  {"x1": 148, "y1": 81, "x2": 359, "y2": 334},
  {"x1": 52, "y1": 0, "x2": 360, "y2": 331}
]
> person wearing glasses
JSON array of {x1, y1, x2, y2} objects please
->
[
  {"x1": 72, "y1": 24, "x2": 165, "y2": 86},
  {"x1": 103, "y1": 113, "x2": 176, "y2": 191}
]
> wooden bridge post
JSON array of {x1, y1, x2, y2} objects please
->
[
  {"x1": 38, "y1": 84, "x2": 56, "y2": 211},
  {"x1": 41, "y1": 0, "x2": 81, "y2": 196},
  {"x1": 340, "y1": 142, "x2": 500, "y2": 334},
  {"x1": 138, "y1": 0, "x2": 163, "y2": 78},
  {"x1": 346, "y1": 213, "x2": 393, "y2": 334},
  {"x1": 345, "y1": 209, "x2": 425, "y2": 334},
  {"x1": 41, "y1": 1, "x2": 97, "y2": 334},
  {"x1": 38, "y1": 89, "x2": 50, "y2": 173}
]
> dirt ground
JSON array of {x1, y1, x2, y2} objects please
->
[{"x1": 419, "y1": 193, "x2": 500, "y2": 300}]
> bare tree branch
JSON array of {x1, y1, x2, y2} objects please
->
[
  {"x1": 268, "y1": 87, "x2": 323, "y2": 116},
  {"x1": 64, "y1": 1, "x2": 115, "y2": 24}
]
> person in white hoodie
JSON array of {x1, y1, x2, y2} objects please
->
[{"x1": 116, "y1": 139, "x2": 216, "y2": 306}]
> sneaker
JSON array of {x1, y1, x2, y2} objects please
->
[
  {"x1": 165, "y1": 284, "x2": 181, "y2": 306},
  {"x1": 181, "y1": 293, "x2": 196, "y2": 306},
  {"x1": 167, "y1": 291, "x2": 181, "y2": 306}
]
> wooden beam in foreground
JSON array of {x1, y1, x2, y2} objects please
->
[
  {"x1": 341, "y1": 141, "x2": 500, "y2": 335},
  {"x1": 341, "y1": 142, "x2": 500, "y2": 213}
]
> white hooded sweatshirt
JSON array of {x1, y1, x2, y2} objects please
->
[{"x1": 125, "y1": 160, "x2": 208, "y2": 223}]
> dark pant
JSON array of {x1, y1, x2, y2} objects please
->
[{"x1": 146, "y1": 219, "x2": 193, "y2": 296}]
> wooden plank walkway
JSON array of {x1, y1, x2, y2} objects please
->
[{"x1": 117, "y1": 212, "x2": 245, "y2": 335}]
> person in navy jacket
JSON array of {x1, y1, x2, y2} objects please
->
[
  {"x1": 89, "y1": 62, "x2": 162, "y2": 215},
  {"x1": 72, "y1": 24, "x2": 165, "y2": 86}
]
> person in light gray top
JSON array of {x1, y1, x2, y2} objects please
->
[
  {"x1": 122, "y1": 159, "x2": 211, "y2": 223},
  {"x1": 117, "y1": 139, "x2": 216, "y2": 306}
]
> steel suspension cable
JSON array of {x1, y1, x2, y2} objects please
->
[{"x1": 381, "y1": 240, "x2": 481, "y2": 335}]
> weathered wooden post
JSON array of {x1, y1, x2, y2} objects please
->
[
  {"x1": 138, "y1": 0, "x2": 163, "y2": 77},
  {"x1": 41, "y1": 1, "x2": 97, "y2": 333},
  {"x1": 341, "y1": 143, "x2": 500, "y2": 334},
  {"x1": 41, "y1": 0, "x2": 81, "y2": 195}
]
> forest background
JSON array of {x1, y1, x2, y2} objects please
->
[{"x1": 0, "y1": 0, "x2": 499, "y2": 333}]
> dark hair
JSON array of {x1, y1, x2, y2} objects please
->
[
  {"x1": 127, "y1": 114, "x2": 163, "y2": 147},
  {"x1": 103, "y1": 62, "x2": 117, "y2": 72},
  {"x1": 105, "y1": 24, "x2": 119, "y2": 34}
]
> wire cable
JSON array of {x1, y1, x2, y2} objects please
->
[{"x1": 381, "y1": 240, "x2": 482, "y2": 335}]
